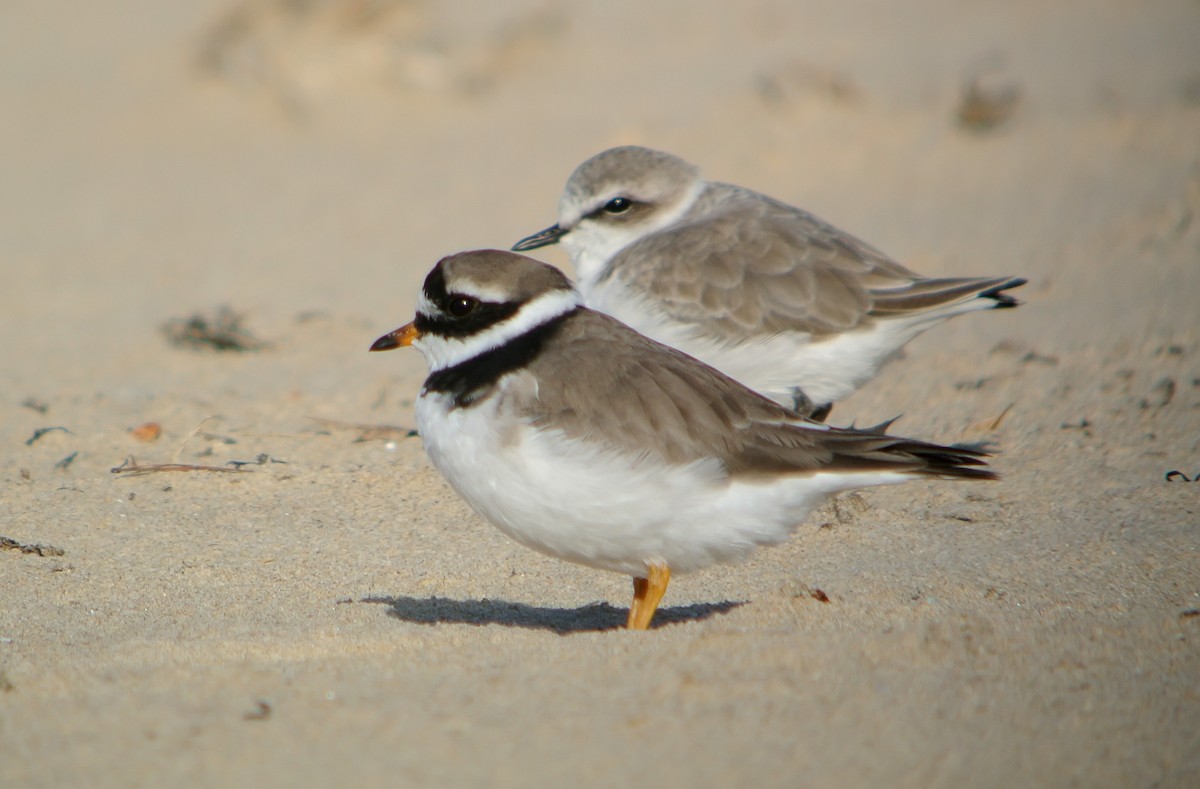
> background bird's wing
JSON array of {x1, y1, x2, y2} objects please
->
[{"x1": 605, "y1": 188, "x2": 1020, "y2": 340}]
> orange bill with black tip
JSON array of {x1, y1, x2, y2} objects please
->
[{"x1": 369, "y1": 322, "x2": 420, "y2": 352}]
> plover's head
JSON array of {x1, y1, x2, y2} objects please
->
[
  {"x1": 370, "y1": 250, "x2": 580, "y2": 372},
  {"x1": 513, "y1": 147, "x2": 704, "y2": 278}
]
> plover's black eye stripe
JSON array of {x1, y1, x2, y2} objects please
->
[
  {"x1": 415, "y1": 301, "x2": 520, "y2": 339},
  {"x1": 418, "y1": 262, "x2": 517, "y2": 337},
  {"x1": 446, "y1": 295, "x2": 478, "y2": 317}
]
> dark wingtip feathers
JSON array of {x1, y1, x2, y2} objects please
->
[
  {"x1": 817, "y1": 420, "x2": 1001, "y2": 482},
  {"x1": 980, "y1": 277, "x2": 1027, "y2": 308},
  {"x1": 900, "y1": 439, "x2": 999, "y2": 481}
]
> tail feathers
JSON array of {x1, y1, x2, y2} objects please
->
[
  {"x1": 895, "y1": 438, "x2": 998, "y2": 481},
  {"x1": 869, "y1": 275, "x2": 1026, "y2": 317},
  {"x1": 821, "y1": 418, "x2": 999, "y2": 481},
  {"x1": 978, "y1": 277, "x2": 1027, "y2": 308}
]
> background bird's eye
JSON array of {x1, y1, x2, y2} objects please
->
[
  {"x1": 446, "y1": 296, "x2": 477, "y2": 317},
  {"x1": 603, "y1": 196, "x2": 633, "y2": 214}
]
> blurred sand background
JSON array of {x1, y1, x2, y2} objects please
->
[{"x1": 2, "y1": 0, "x2": 1199, "y2": 785}]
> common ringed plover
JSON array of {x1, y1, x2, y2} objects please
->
[{"x1": 371, "y1": 250, "x2": 997, "y2": 630}]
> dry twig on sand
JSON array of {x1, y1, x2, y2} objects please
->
[{"x1": 110, "y1": 457, "x2": 253, "y2": 478}]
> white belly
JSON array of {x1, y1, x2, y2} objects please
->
[{"x1": 415, "y1": 383, "x2": 907, "y2": 576}]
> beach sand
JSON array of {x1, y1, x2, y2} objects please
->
[{"x1": 2, "y1": 1, "x2": 1198, "y2": 785}]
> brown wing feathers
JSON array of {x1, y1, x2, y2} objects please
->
[{"x1": 524, "y1": 310, "x2": 996, "y2": 481}]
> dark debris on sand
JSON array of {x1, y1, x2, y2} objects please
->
[{"x1": 162, "y1": 306, "x2": 268, "y2": 352}]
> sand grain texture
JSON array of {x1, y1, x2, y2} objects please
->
[{"x1": 2, "y1": 1, "x2": 1198, "y2": 786}]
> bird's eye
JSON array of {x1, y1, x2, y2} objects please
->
[
  {"x1": 603, "y1": 197, "x2": 633, "y2": 214},
  {"x1": 446, "y1": 296, "x2": 477, "y2": 317}
]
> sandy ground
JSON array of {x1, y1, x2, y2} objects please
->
[{"x1": 2, "y1": 1, "x2": 1199, "y2": 786}]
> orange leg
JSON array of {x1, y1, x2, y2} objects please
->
[{"x1": 626, "y1": 563, "x2": 671, "y2": 630}]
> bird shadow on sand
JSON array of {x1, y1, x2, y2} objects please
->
[{"x1": 360, "y1": 595, "x2": 743, "y2": 634}]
